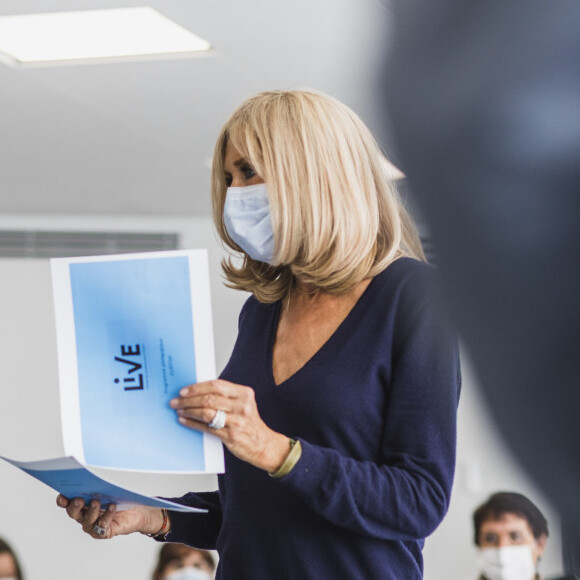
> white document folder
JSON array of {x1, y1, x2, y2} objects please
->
[
  {"x1": 50, "y1": 249, "x2": 224, "y2": 474},
  {"x1": 1, "y1": 249, "x2": 224, "y2": 511}
]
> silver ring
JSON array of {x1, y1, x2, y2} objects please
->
[
  {"x1": 208, "y1": 409, "x2": 226, "y2": 430},
  {"x1": 93, "y1": 523, "x2": 107, "y2": 536}
]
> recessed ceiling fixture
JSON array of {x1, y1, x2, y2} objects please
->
[{"x1": 0, "y1": 7, "x2": 211, "y2": 67}]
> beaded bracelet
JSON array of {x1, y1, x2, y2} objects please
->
[{"x1": 145, "y1": 508, "x2": 170, "y2": 540}]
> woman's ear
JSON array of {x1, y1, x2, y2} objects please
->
[{"x1": 534, "y1": 533, "x2": 548, "y2": 561}]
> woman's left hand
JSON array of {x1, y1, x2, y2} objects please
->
[{"x1": 170, "y1": 379, "x2": 290, "y2": 473}]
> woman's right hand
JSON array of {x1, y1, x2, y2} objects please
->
[{"x1": 56, "y1": 494, "x2": 165, "y2": 540}]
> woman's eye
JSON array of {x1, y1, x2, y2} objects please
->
[{"x1": 242, "y1": 165, "x2": 256, "y2": 179}]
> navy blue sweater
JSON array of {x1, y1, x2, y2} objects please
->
[{"x1": 165, "y1": 258, "x2": 461, "y2": 579}]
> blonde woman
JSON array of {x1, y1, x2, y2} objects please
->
[{"x1": 58, "y1": 90, "x2": 461, "y2": 579}]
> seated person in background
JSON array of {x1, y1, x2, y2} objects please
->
[
  {"x1": 152, "y1": 543, "x2": 215, "y2": 580},
  {"x1": 473, "y1": 492, "x2": 548, "y2": 580},
  {"x1": 0, "y1": 538, "x2": 24, "y2": 580}
]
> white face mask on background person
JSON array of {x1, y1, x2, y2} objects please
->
[
  {"x1": 165, "y1": 566, "x2": 212, "y2": 580},
  {"x1": 478, "y1": 544, "x2": 537, "y2": 580},
  {"x1": 223, "y1": 183, "x2": 275, "y2": 264}
]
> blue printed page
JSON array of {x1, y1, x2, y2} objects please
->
[
  {"x1": 51, "y1": 250, "x2": 224, "y2": 473},
  {"x1": 0, "y1": 455, "x2": 205, "y2": 512}
]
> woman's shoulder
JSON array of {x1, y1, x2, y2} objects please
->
[
  {"x1": 380, "y1": 256, "x2": 435, "y2": 279},
  {"x1": 236, "y1": 291, "x2": 278, "y2": 328},
  {"x1": 370, "y1": 257, "x2": 453, "y2": 329},
  {"x1": 240, "y1": 291, "x2": 279, "y2": 313},
  {"x1": 374, "y1": 257, "x2": 438, "y2": 297}
]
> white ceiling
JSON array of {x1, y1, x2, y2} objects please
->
[{"x1": 0, "y1": 0, "x2": 395, "y2": 218}]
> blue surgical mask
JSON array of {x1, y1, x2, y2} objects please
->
[{"x1": 223, "y1": 183, "x2": 275, "y2": 264}]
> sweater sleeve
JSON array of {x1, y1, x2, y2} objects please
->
[
  {"x1": 162, "y1": 491, "x2": 222, "y2": 549},
  {"x1": 278, "y1": 289, "x2": 461, "y2": 541}
]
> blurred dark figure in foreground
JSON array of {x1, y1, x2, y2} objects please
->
[{"x1": 384, "y1": 0, "x2": 580, "y2": 574}]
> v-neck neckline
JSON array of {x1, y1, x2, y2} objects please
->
[{"x1": 266, "y1": 274, "x2": 379, "y2": 387}]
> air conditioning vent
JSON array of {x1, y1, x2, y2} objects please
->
[{"x1": 0, "y1": 230, "x2": 179, "y2": 258}]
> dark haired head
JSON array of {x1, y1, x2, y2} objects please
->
[
  {"x1": 0, "y1": 537, "x2": 24, "y2": 580},
  {"x1": 473, "y1": 492, "x2": 549, "y2": 545},
  {"x1": 151, "y1": 543, "x2": 215, "y2": 580}
]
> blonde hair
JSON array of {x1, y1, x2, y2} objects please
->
[{"x1": 211, "y1": 89, "x2": 425, "y2": 303}]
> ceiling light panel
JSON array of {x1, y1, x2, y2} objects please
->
[{"x1": 0, "y1": 7, "x2": 211, "y2": 65}]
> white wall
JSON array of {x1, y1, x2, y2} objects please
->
[{"x1": 0, "y1": 215, "x2": 565, "y2": 579}]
